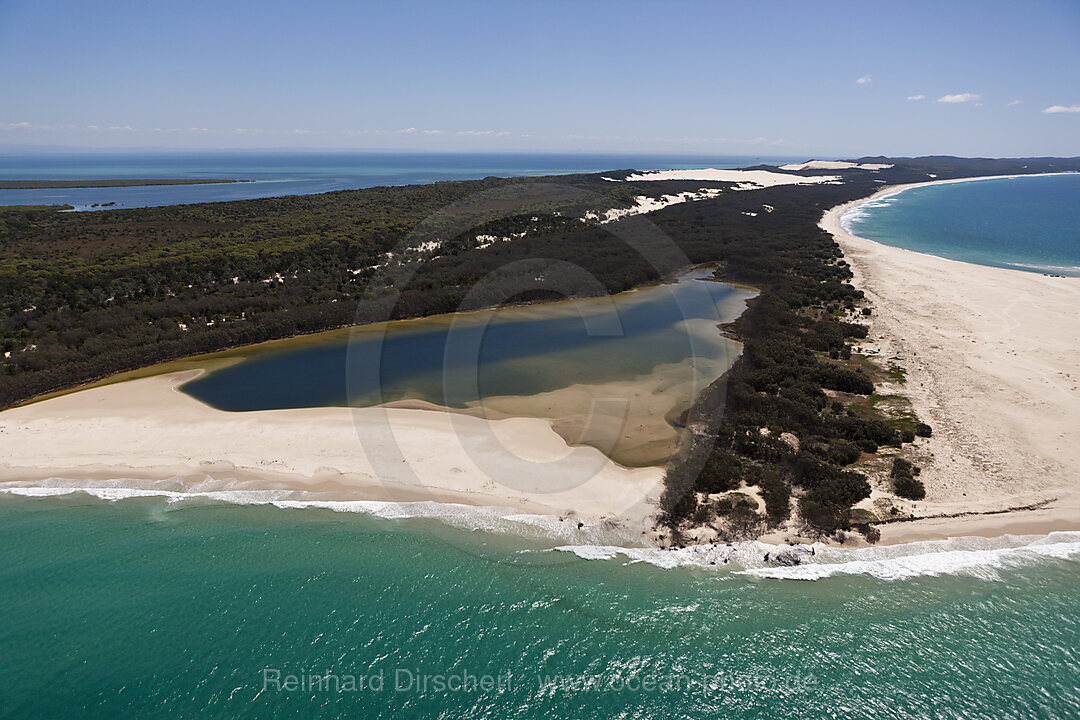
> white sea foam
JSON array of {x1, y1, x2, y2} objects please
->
[
  {"x1": 743, "y1": 534, "x2": 1080, "y2": 581},
  {"x1": 0, "y1": 481, "x2": 640, "y2": 545},
  {"x1": 839, "y1": 196, "x2": 899, "y2": 231},
  {"x1": 1005, "y1": 262, "x2": 1080, "y2": 275},
  {"x1": 6, "y1": 483, "x2": 1079, "y2": 580},
  {"x1": 556, "y1": 533, "x2": 1080, "y2": 581},
  {"x1": 556, "y1": 541, "x2": 787, "y2": 570}
]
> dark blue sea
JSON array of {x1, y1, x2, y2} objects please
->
[
  {"x1": 0, "y1": 151, "x2": 803, "y2": 211},
  {"x1": 843, "y1": 173, "x2": 1080, "y2": 276}
]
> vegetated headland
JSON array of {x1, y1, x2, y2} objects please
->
[{"x1": 2, "y1": 155, "x2": 1077, "y2": 543}]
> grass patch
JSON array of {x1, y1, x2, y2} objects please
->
[
  {"x1": 868, "y1": 393, "x2": 920, "y2": 434},
  {"x1": 883, "y1": 363, "x2": 907, "y2": 383}
]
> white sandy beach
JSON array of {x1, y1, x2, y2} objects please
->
[
  {"x1": 0, "y1": 371, "x2": 665, "y2": 533},
  {"x1": 821, "y1": 176, "x2": 1080, "y2": 543}
]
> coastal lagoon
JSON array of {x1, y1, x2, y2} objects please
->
[
  {"x1": 842, "y1": 173, "x2": 1080, "y2": 276},
  {"x1": 181, "y1": 270, "x2": 754, "y2": 466}
]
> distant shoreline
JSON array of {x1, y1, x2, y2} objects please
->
[{"x1": 0, "y1": 178, "x2": 251, "y2": 189}]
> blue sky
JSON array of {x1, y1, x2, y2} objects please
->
[{"x1": 2, "y1": 0, "x2": 1078, "y2": 156}]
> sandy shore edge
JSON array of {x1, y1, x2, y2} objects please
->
[{"x1": 0, "y1": 371, "x2": 668, "y2": 540}]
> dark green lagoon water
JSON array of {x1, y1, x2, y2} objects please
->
[{"x1": 181, "y1": 270, "x2": 750, "y2": 413}]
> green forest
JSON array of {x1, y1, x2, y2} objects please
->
[{"x1": 2, "y1": 155, "x2": 1077, "y2": 538}]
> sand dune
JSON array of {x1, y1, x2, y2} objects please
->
[
  {"x1": 780, "y1": 160, "x2": 893, "y2": 171},
  {"x1": 612, "y1": 168, "x2": 840, "y2": 187}
]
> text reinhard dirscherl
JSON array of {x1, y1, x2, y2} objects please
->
[{"x1": 260, "y1": 668, "x2": 818, "y2": 695}]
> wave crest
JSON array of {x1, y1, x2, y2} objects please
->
[
  {"x1": 0, "y1": 481, "x2": 639, "y2": 545},
  {"x1": 557, "y1": 533, "x2": 1080, "y2": 581}
]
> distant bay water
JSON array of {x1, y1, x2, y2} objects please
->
[
  {"x1": 842, "y1": 173, "x2": 1080, "y2": 276},
  {"x1": 0, "y1": 151, "x2": 804, "y2": 211}
]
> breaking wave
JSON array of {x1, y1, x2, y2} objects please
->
[
  {"x1": 0, "y1": 480, "x2": 639, "y2": 545},
  {"x1": 557, "y1": 532, "x2": 1080, "y2": 581},
  {"x1": 5, "y1": 481, "x2": 1079, "y2": 581}
]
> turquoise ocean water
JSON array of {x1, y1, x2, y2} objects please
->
[
  {"x1": 842, "y1": 173, "x2": 1080, "y2": 276},
  {"x1": 0, "y1": 493, "x2": 1078, "y2": 718}
]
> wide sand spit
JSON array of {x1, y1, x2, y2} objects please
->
[{"x1": 821, "y1": 174, "x2": 1080, "y2": 543}]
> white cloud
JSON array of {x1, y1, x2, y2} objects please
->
[
  {"x1": 1008, "y1": 99, "x2": 1023, "y2": 106},
  {"x1": 1042, "y1": 104, "x2": 1080, "y2": 114},
  {"x1": 2, "y1": 121, "x2": 132, "y2": 132},
  {"x1": 906, "y1": 94, "x2": 925, "y2": 101},
  {"x1": 739, "y1": 136, "x2": 789, "y2": 147},
  {"x1": 937, "y1": 93, "x2": 981, "y2": 104},
  {"x1": 856, "y1": 75, "x2": 872, "y2": 85}
]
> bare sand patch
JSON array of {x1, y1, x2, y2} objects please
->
[{"x1": 0, "y1": 371, "x2": 665, "y2": 532}]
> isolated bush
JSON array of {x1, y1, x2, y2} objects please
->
[
  {"x1": 915, "y1": 422, "x2": 933, "y2": 438},
  {"x1": 891, "y1": 457, "x2": 926, "y2": 500}
]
